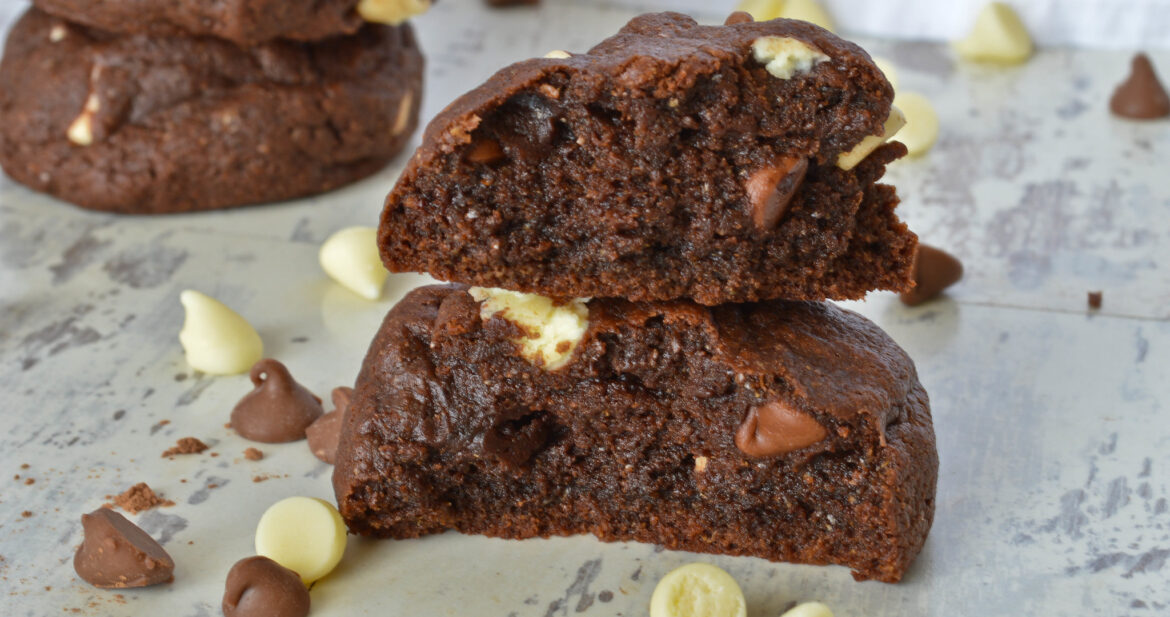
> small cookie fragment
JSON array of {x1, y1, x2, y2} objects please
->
[
  {"x1": 953, "y1": 2, "x2": 1033, "y2": 65},
  {"x1": 319, "y1": 227, "x2": 390, "y2": 300},
  {"x1": 893, "y1": 92, "x2": 939, "y2": 157},
  {"x1": 244, "y1": 448, "x2": 264, "y2": 461},
  {"x1": 110, "y1": 482, "x2": 173, "y2": 514},
  {"x1": 306, "y1": 387, "x2": 355, "y2": 464},
  {"x1": 1087, "y1": 291, "x2": 1103, "y2": 310},
  {"x1": 179, "y1": 290, "x2": 264, "y2": 376},
  {"x1": 74, "y1": 508, "x2": 174, "y2": 588},
  {"x1": 255, "y1": 497, "x2": 347, "y2": 585},
  {"x1": 222, "y1": 556, "x2": 310, "y2": 617},
  {"x1": 1110, "y1": 54, "x2": 1170, "y2": 120},
  {"x1": 231, "y1": 360, "x2": 323, "y2": 443},
  {"x1": 649, "y1": 563, "x2": 746, "y2": 617},
  {"x1": 161, "y1": 437, "x2": 209, "y2": 458},
  {"x1": 781, "y1": 602, "x2": 835, "y2": 617},
  {"x1": 900, "y1": 244, "x2": 963, "y2": 306}
]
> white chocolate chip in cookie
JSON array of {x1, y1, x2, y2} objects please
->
[
  {"x1": 49, "y1": 24, "x2": 67, "y2": 42},
  {"x1": 66, "y1": 93, "x2": 100, "y2": 146},
  {"x1": 392, "y1": 91, "x2": 414, "y2": 136},
  {"x1": 469, "y1": 287, "x2": 588, "y2": 371},
  {"x1": 778, "y1": 0, "x2": 836, "y2": 33},
  {"x1": 544, "y1": 50, "x2": 572, "y2": 59},
  {"x1": 836, "y1": 106, "x2": 906, "y2": 170},
  {"x1": 649, "y1": 563, "x2": 746, "y2": 617},
  {"x1": 178, "y1": 290, "x2": 264, "y2": 375},
  {"x1": 319, "y1": 227, "x2": 389, "y2": 300},
  {"x1": 751, "y1": 36, "x2": 829, "y2": 80},
  {"x1": 255, "y1": 497, "x2": 346, "y2": 585},
  {"x1": 780, "y1": 602, "x2": 835, "y2": 617},
  {"x1": 892, "y1": 92, "x2": 939, "y2": 157},
  {"x1": 356, "y1": 0, "x2": 430, "y2": 26},
  {"x1": 953, "y1": 2, "x2": 1033, "y2": 65}
]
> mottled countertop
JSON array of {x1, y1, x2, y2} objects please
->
[{"x1": 2, "y1": 1, "x2": 1168, "y2": 616}]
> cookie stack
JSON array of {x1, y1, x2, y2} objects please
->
[
  {"x1": 0, "y1": 0, "x2": 430, "y2": 213},
  {"x1": 333, "y1": 12, "x2": 938, "y2": 583}
]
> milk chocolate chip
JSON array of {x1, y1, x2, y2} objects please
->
[
  {"x1": 74, "y1": 508, "x2": 174, "y2": 588},
  {"x1": 735, "y1": 400, "x2": 827, "y2": 457},
  {"x1": 746, "y1": 156, "x2": 808, "y2": 230},
  {"x1": 725, "y1": 11, "x2": 754, "y2": 25},
  {"x1": 231, "y1": 359, "x2": 323, "y2": 443},
  {"x1": 305, "y1": 387, "x2": 354, "y2": 464},
  {"x1": 900, "y1": 243, "x2": 964, "y2": 306},
  {"x1": 1110, "y1": 53, "x2": 1170, "y2": 120},
  {"x1": 222, "y1": 556, "x2": 310, "y2": 617}
]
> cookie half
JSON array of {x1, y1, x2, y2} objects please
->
[
  {"x1": 334, "y1": 284, "x2": 938, "y2": 583},
  {"x1": 31, "y1": 0, "x2": 432, "y2": 46},
  {"x1": 379, "y1": 12, "x2": 915, "y2": 305},
  {"x1": 0, "y1": 9, "x2": 423, "y2": 214}
]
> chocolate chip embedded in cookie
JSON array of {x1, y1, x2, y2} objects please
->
[
  {"x1": 0, "y1": 9, "x2": 423, "y2": 214},
  {"x1": 31, "y1": 0, "x2": 433, "y2": 46},
  {"x1": 333, "y1": 285, "x2": 938, "y2": 583},
  {"x1": 379, "y1": 12, "x2": 914, "y2": 304}
]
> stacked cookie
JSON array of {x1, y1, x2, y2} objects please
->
[
  {"x1": 0, "y1": 0, "x2": 431, "y2": 213},
  {"x1": 333, "y1": 12, "x2": 938, "y2": 583}
]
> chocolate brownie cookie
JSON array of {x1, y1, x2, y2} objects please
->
[
  {"x1": 31, "y1": 0, "x2": 432, "y2": 46},
  {"x1": 379, "y1": 12, "x2": 915, "y2": 305},
  {"x1": 334, "y1": 285, "x2": 937, "y2": 583},
  {"x1": 0, "y1": 9, "x2": 423, "y2": 214}
]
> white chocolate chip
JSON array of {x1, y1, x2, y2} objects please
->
[
  {"x1": 694, "y1": 456, "x2": 709, "y2": 472},
  {"x1": 544, "y1": 50, "x2": 572, "y2": 59},
  {"x1": 356, "y1": 0, "x2": 430, "y2": 25},
  {"x1": 780, "y1": 602, "x2": 835, "y2": 617},
  {"x1": 872, "y1": 56, "x2": 899, "y2": 91},
  {"x1": 649, "y1": 563, "x2": 747, "y2": 617},
  {"x1": 835, "y1": 106, "x2": 906, "y2": 170},
  {"x1": 778, "y1": 0, "x2": 836, "y2": 33},
  {"x1": 255, "y1": 497, "x2": 346, "y2": 585},
  {"x1": 469, "y1": 287, "x2": 588, "y2": 371},
  {"x1": 953, "y1": 2, "x2": 1033, "y2": 65},
  {"x1": 319, "y1": 227, "x2": 389, "y2": 300},
  {"x1": 393, "y1": 91, "x2": 414, "y2": 135},
  {"x1": 178, "y1": 290, "x2": 264, "y2": 375},
  {"x1": 751, "y1": 36, "x2": 829, "y2": 80},
  {"x1": 66, "y1": 93, "x2": 101, "y2": 146},
  {"x1": 735, "y1": 0, "x2": 782, "y2": 21},
  {"x1": 49, "y1": 24, "x2": 67, "y2": 42},
  {"x1": 892, "y1": 92, "x2": 938, "y2": 157}
]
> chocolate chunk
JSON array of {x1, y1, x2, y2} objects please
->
[
  {"x1": 222, "y1": 556, "x2": 309, "y2": 617},
  {"x1": 306, "y1": 387, "x2": 355, "y2": 464},
  {"x1": 1088, "y1": 291, "x2": 1103, "y2": 310},
  {"x1": 1110, "y1": 53, "x2": 1170, "y2": 120},
  {"x1": 74, "y1": 508, "x2": 174, "y2": 589},
  {"x1": 231, "y1": 359, "x2": 323, "y2": 443},
  {"x1": 466, "y1": 139, "x2": 505, "y2": 164},
  {"x1": 725, "y1": 11, "x2": 754, "y2": 25},
  {"x1": 900, "y1": 243, "x2": 963, "y2": 306},
  {"x1": 734, "y1": 400, "x2": 827, "y2": 457},
  {"x1": 482, "y1": 411, "x2": 555, "y2": 468},
  {"x1": 746, "y1": 156, "x2": 809, "y2": 230}
]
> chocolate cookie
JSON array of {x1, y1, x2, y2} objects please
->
[
  {"x1": 333, "y1": 285, "x2": 938, "y2": 583},
  {"x1": 379, "y1": 12, "x2": 915, "y2": 305},
  {"x1": 0, "y1": 9, "x2": 423, "y2": 214},
  {"x1": 31, "y1": 0, "x2": 432, "y2": 46}
]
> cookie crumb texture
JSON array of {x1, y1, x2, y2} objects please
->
[
  {"x1": 0, "y1": 9, "x2": 423, "y2": 214},
  {"x1": 33, "y1": 0, "x2": 366, "y2": 46},
  {"x1": 333, "y1": 285, "x2": 938, "y2": 583},
  {"x1": 381, "y1": 13, "x2": 915, "y2": 305}
]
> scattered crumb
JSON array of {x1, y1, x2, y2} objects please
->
[
  {"x1": 1088, "y1": 291, "x2": 1103, "y2": 310},
  {"x1": 210, "y1": 452, "x2": 219, "y2": 458},
  {"x1": 108, "y1": 482, "x2": 174, "y2": 514},
  {"x1": 21, "y1": 511, "x2": 32, "y2": 518},
  {"x1": 12, "y1": 475, "x2": 18, "y2": 481},
  {"x1": 24, "y1": 478, "x2": 34, "y2": 486},
  {"x1": 243, "y1": 448, "x2": 263, "y2": 461},
  {"x1": 20, "y1": 464, "x2": 29, "y2": 470},
  {"x1": 161, "y1": 437, "x2": 209, "y2": 458},
  {"x1": 207, "y1": 483, "x2": 218, "y2": 490},
  {"x1": 252, "y1": 476, "x2": 267, "y2": 483}
]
